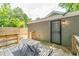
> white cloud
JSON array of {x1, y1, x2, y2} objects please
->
[
  {"x1": 28, "y1": 3, "x2": 59, "y2": 20},
  {"x1": 0, "y1": 3, "x2": 66, "y2": 20},
  {"x1": 24, "y1": 3, "x2": 66, "y2": 20}
]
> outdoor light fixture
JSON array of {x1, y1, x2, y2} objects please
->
[{"x1": 62, "y1": 19, "x2": 69, "y2": 25}]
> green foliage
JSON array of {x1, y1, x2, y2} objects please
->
[
  {"x1": 0, "y1": 3, "x2": 11, "y2": 16},
  {"x1": 59, "y1": 3, "x2": 79, "y2": 12},
  {"x1": 0, "y1": 18, "x2": 25, "y2": 27},
  {"x1": 0, "y1": 3, "x2": 30, "y2": 28},
  {"x1": 10, "y1": 7, "x2": 30, "y2": 23},
  {"x1": 8, "y1": 18, "x2": 25, "y2": 27}
]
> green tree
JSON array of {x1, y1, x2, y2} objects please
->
[
  {"x1": 59, "y1": 3, "x2": 79, "y2": 12},
  {"x1": 0, "y1": 3, "x2": 11, "y2": 27},
  {"x1": 11, "y1": 7, "x2": 30, "y2": 23},
  {"x1": 9, "y1": 18, "x2": 25, "y2": 27},
  {"x1": 0, "y1": 3, "x2": 11, "y2": 16},
  {"x1": 0, "y1": 3, "x2": 30, "y2": 27}
]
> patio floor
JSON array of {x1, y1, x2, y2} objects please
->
[{"x1": 0, "y1": 39, "x2": 73, "y2": 56}]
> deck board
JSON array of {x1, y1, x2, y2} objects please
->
[{"x1": 0, "y1": 39, "x2": 73, "y2": 56}]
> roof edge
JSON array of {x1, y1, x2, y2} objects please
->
[{"x1": 27, "y1": 11, "x2": 79, "y2": 24}]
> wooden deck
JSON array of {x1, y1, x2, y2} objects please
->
[{"x1": 0, "y1": 39, "x2": 73, "y2": 56}]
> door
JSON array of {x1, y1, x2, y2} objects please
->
[{"x1": 51, "y1": 20, "x2": 61, "y2": 44}]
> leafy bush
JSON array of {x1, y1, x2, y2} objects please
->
[
  {"x1": 0, "y1": 18, "x2": 25, "y2": 27},
  {"x1": 0, "y1": 3, "x2": 30, "y2": 28},
  {"x1": 9, "y1": 18, "x2": 25, "y2": 27}
]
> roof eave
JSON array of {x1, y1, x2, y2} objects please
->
[{"x1": 27, "y1": 11, "x2": 79, "y2": 24}]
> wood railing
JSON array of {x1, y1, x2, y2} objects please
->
[{"x1": 72, "y1": 35, "x2": 79, "y2": 55}]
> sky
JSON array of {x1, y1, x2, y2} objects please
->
[{"x1": 0, "y1": 3, "x2": 66, "y2": 20}]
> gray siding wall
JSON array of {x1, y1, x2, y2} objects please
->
[
  {"x1": 28, "y1": 15, "x2": 79, "y2": 48},
  {"x1": 62, "y1": 16, "x2": 79, "y2": 48},
  {"x1": 28, "y1": 21, "x2": 50, "y2": 42}
]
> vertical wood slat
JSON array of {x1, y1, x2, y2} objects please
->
[{"x1": 72, "y1": 35, "x2": 79, "y2": 55}]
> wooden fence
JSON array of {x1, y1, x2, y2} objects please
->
[
  {"x1": 0, "y1": 27, "x2": 27, "y2": 47},
  {"x1": 0, "y1": 27, "x2": 27, "y2": 35}
]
